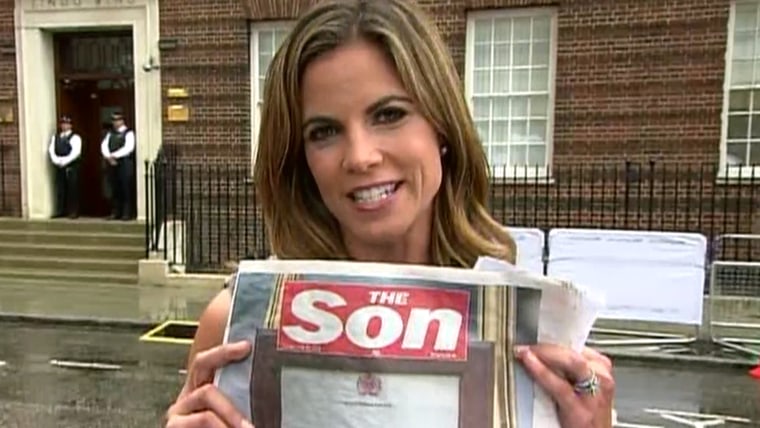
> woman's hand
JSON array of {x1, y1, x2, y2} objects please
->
[
  {"x1": 165, "y1": 341, "x2": 254, "y2": 428},
  {"x1": 516, "y1": 344, "x2": 615, "y2": 428}
]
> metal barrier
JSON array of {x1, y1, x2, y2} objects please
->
[{"x1": 707, "y1": 234, "x2": 760, "y2": 358}]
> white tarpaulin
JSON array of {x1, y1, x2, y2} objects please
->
[
  {"x1": 546, "y1": 228, "x2": 707, "y2": 325},
  {"x1": 506, "y1": 227, "x2": 545, "y2": 275}
]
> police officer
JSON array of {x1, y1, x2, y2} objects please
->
[
  {"x1": 48, "y1": 115, "x2": 82, "y2": 218},
  {"x1": 100, "y1": 111, "x2": 136, "y2": 220}
]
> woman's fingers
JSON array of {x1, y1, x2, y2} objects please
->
[
  {"x1": 166, "y1": 410, "x2": 228, "y2": 428},
  {"x1": 188, "y1": 341, "x2": 252, "y2": 389},
  {"x1": 167, "y1": 384, "x2": 253, "y2": 428},
  {"x1": 521, "y1": 344, "x2": 593, "y2": 383},
  {"x1": 582, "y1": 346, "x2": 612, "y2": 372},
  {"x1": 515, "y1": 346, "x2": 579, "y2": 410}
]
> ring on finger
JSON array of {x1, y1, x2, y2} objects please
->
[{"x1": 572, "y1": 368, "x2": 600, "y2": 397}]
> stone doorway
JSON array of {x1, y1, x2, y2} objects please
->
[{"x1": 53, "y1": 30, "x2": 136, "y2": 218}]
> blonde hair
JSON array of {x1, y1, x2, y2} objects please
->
[{"x1": 253, "y1": 0, "x2": 516, "y2": 267}]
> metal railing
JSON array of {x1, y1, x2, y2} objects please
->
[{"x1": 145, "y1": 159, "x2": 760, "y2": 273}]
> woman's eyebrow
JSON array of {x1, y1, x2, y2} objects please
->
[
  {"x1": 302, "y1": 115, "x2": 338, "y2": 131},
  {"x1": 302, "y1": 94, "x2": 413, "y2": 130},
  {"x1": 365, "y1": 94, "x2": 413, "y2": 114}
]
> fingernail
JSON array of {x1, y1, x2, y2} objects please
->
[
  {"x1": 514, "y1": 345, "x2": 528, "y2": 358},
  {"x1": 241, "y1": 419, "x2": 254, "y2": 428}
]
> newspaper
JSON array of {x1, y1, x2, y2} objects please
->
[{"x1": 214, "y1": 259, "x2": 601, "y2": 428}]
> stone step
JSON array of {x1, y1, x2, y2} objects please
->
[
  {"x1": 0, "y1": 217, "x2": 144, "y2": 234},
  {"x1": 0, "y1": 255, "x2": 137, "y2": 274},
  {"x1": 0, "y1": 242, "x2": 144, "y2": 260},
  {"x1": 0, "y1": 230, "x2": 144, "y2": 247},
  {"x1": 0, "y1": 267, "x2": 136, "y2": 285}
]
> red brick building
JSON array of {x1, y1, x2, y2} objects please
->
[{"x1": 0, "y1": 0, "x2": 758, "y2": 268}]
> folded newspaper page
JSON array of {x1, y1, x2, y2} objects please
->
[
  {"x1": 214, "y1": 259, "x2": 599, "y2": 428},
  {"x1": 474, "y1": 256, "x2": 603, "y2": 428}
]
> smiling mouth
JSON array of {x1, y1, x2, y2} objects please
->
[{"x1": 349, "y1": 182, "x2": 402, "y2": 204}]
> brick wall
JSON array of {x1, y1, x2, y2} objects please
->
[
  {"x1": 226, "y1": 0, "x2": 731, "y2": 165},
  {"x1": 158, "y1": 0, "x2": 251, "y2": 162},
  {"x1": 0, "y1": 0, "x2": 20, "y2": 216},
  {"x1": 151, "y1": 0, "x2": 741, "y2": 272}
]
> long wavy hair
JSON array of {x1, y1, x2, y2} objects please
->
[{"x1": 253, "y1": 0, "x2": 516, "y2": 267}]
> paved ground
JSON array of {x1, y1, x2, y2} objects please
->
[
  {"x1": 0, "y1": 321, "x2": 758, "y2": 428},
  {"x1": 0, "y1": 280, "x2": 220, "y2": 324}
]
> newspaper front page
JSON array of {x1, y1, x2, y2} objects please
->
[{"x1": 214, "y1": 259, "x2": 599, "y2": 428}]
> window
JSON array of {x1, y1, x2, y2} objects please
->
[
  {"x1": 250, "y1": 21, "x2": 292, "y2": 166},
  {"x1": 465, "y1": 8, "x2": 557, "y2": 177},
  {"x1": 722, "y1": 1, "x2": 760, "y2": 176}
]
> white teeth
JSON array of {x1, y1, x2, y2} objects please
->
[{"x1": 352, "y1": 184, "x2": 396, "y2": 203}]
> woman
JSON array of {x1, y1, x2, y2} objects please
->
[{"x1": 165, "y1": 0, "x2": 615, "y2": 427}]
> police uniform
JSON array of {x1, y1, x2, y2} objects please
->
[
  {"x1": 48, "y1": 115, "x2": 82, "y2": 218},
  {"x1": 100, "y1": 112, "x2": 136, "y2": 220}
]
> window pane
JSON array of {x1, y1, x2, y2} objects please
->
[
  {"x1": 751, "y1": 143, "x2": 760, "y2": 165},
  {"x1": 494, "y1": 43, "x2": 510, "y2": 67},
  {"x1": 732, "y1": 60, "x2": 753, "y2": 85},
  {"x1": 474, "y1": 70, "x2": 491, "y2": 94},
  {"x1": 513, "y1": 42, "x2": 530, "y2": 66},
  {"x1": 511, "y1": 96, "x2": 528, "y2": 118},
  {"x1": 259, "y1": 31, "x2": 273, "y2": 54},
  {"x1": 531, "y1": 68, "x2": 549, "y2": 91},
  {"x1": 729, "y1": 114, "x2": 750, "y2": 139},
  {"x1": 754, "y1": 59, "x2": 760, "y2": 82},
  {"x1": 730, "y1": 90, "x2": 751, "y2": 112},
  {"x1": 512, "y1": 69, "x2": 530, "y2": 91},
  {"x1": 510, "y1": 144, "x2": 527, "y2": 166},
  {"x1": 511, "y1": 119, "x2": 528, "y2": 140},
  {"x1": 259, "y1": 52, "x2": 272, "y2": 76},
  {"x1": 751, "y1": 114, "x2": 760, "y2": 138},
  {"x1": 529, "y1": 119, "x2": 547, "y2": 142},
  {"x1": 258, "y1": 77, "x2": 266, "y2": 99},
  {"x1": 494, "y1": 19, "x2": 511, "y2": 42},
  {"x1": 513, "y1": 18, "x2": 531, "y2": 41},
  {"x1": 494, "y1": 69, "x2": 510, "y2": 93},
  {"x1": 736, "y1": 4, "x2": 758, "y2": 31},
  {"x1": 475, "y1": 120, "x2": 490, "y2": 142},
  {"x1": 491, "y1": 144, "x2": 509, "y2": 165},
  {"x1": 532, "y1": 41, "x2": 550, "y2": 66},
  {"x1": 275, "y1": 29, "x2": 289, "y2": 47},
  {"x1": 475, "y1": 20, "x2": 492, "y2": 43},
  {"x1": 533, "y1": 17, "x2": 550, "y2": 40},
  {"x1": 473, "y1": 97, "x2": 490, "y2": 118},
  {"x1": 475, "y1": 44, "x2": 491, "y2": 68},
  {"x1": 493, "y1": 97, "x2": 509, "y2": 117},
  {"x1": 530, "y1": 95, "x2": 548, "y2": 117},
  {"x1": 493, "y1": 120, "x2": 509, "y2": 143},
  {"x1": 753, "y1": 90, "x2": 760, "y2": 110},
  {"x1": 727, "y1": 142, "x2": 748, "y2": 165},
  {"x1": 527, "y1": 144, "x2": 546, "y2": 166},
  {"x1": 734, "y1": 30, "x2": 755, "y2": 60}
]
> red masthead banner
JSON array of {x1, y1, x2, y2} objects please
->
[{"x1": 276, "y1": 281, "x2": 471, "y2": 361}]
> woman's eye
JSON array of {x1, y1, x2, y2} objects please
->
[
  {"x1": 307, "y1": 126, "x2": 337, "y2": 142},
  {"x1": 375, "y1": 107, "x2": 406, "y2": 124}
]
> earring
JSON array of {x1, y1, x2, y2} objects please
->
[{"x1": 440, "y1": 145, "x2": 448, "y2": 156}]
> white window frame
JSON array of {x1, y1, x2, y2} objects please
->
[
  {"x1": 720, "y1": 0, "x2": 760, "y2": 180},
  {"x1": 249, "y1": 20, "x2": 293, "y2": 172},
  {"x1": 464, "y1": 7, "x2": 558, "y2": 181}
]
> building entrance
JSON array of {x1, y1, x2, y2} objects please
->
[{"x1": 53, "y1": 30, "x2": 136, "y2": 218}]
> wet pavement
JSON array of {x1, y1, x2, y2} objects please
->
[
  {"x1": 0, "y1": 280, "x2": 220, "y2": 324},
  {"x1": 0, "y1": 320, "x2": 759, "y2": 427}
]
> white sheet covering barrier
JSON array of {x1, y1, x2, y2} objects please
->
[
  {"x1": 546, "y1": 228, "x2": 707, "y2": 325},
  {"x1": 506, "y1": 227, "x2": 545, "y2": 275}
]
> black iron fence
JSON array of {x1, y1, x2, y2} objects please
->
[{"x1": 145, "y1": 160, "x2": 760, "y2": 273}]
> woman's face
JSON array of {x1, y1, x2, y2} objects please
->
[{"x1": 301, "y1": 38, "x2": 443, "y2": 250}]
